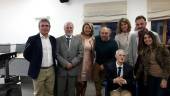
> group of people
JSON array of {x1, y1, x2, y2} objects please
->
[{"x1": 23, "y1": 15, "x2": 170, "y2": 96}]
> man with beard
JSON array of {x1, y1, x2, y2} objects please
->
[
  {"x1": 93, "y1": 26, "x2": 118, "y2": 96},
  {"x1": 128, "y1": 15, "x2": 161, "y2": 96},
  {"x1": 128, "y1": 15, "x2": 161, "y2": 67},
  {"x1": 56, "y1": 22, "x2": 83, "y2": 96}
]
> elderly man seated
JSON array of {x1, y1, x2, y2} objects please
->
[{"x1": 105, "y1": 49, "x2": 134, "y2": 96}]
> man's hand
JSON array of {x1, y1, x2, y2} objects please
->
[
  {"x1": 66, "y1": 63, "x2": 73, "y2": 70},
  {"x1": 113, "y1": 76, "x2": 127, "y2": 86},
  {"x1": 100, "y1": 64, "x2": 104, "y2": 70}
]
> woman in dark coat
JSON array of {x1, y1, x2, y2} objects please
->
[{"x1": 135, "y1": 31, "x2": 170, "y2": 96}]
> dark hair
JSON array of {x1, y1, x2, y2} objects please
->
[
  {"x1": 138, "y1": 31, "x2": 159, "y2": 54},
  {"x1": 81, "y1": 23, "x2": 94, "y2": 36},
  {"x1": 38, "y1": 18, "x2": 50, "y2": 28},
  {"x1": 116, "y1": 18, "x2": 131, "y2": 34},
  {"x1": 135, "y1": 15, "x2": 146, "y2": 22}
]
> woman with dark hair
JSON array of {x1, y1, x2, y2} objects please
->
[
  {"x1": 136, "y1": 31, "x2": 170, "y2": 96},
  {"x1": 76, "y1": 23, "x2": 95, "y2": 96}
]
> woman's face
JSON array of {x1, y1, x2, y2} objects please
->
[
  {"x1": 83, "y1": 24, "x2": 92, "y2": 36},
  {"x1": 120, "y1": 22, "x2": 128, "y2": 32},
  {"x1": 144, "y1": 34, "x2": 153, "y2": 46}
]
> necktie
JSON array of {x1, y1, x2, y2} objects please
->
[
  {"x1": 117, "y1": 67, "x2": 122, "y2": 76},
  {"x1": 66, "y1": 37, "x2": 70, "y2": 47}
]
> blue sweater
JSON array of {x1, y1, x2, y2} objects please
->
[{"x1": 95, "y1": 36, "x2": 118, "y2": 65}]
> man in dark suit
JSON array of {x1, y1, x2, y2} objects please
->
[
  {"x1": 56, "y1": 22, "x2": 83, "y2": 96},
  {"x1": 24, "y1": 18, "x2": 57, "y2": 96},
  {"x1": 106, "y1": 49, "x2": 133, "y2": 96}
]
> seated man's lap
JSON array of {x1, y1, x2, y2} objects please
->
[{"x1": 110, "y1": 90, "x2": 132, "y2": 96}]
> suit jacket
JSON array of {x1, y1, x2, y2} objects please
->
[
  {"x1": 56, "y1": 35, "x2": 83, "y2": 76},
  {"x1": 128, "y1": 30, "x2": 160, "y2": 67},
  {"x1": 105, "y1": 62, "x2": 134, "y2": 91},
  {"x1": 23, "y1": 33, "x2": 57, "y2": 79}
]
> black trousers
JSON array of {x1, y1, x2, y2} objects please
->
[
  {"x1": 0, "y1": 83, "x2": 22, "y2": 96},
  {"x1": 0, "y1": 76, "x2": 22, "y2": 96}
]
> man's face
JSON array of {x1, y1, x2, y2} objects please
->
[
  {"x1": 115, "y1": 51, "x2": 126, "y2": 64},
  {"x1": 100, "y1": 28, "x2": 111, "y2": 41},
  {"x1": 39, "y1": 22, "x2": 50, "y2": 36},
  {"x1": 64, "y1": 23, "x2": 73, "y2": 36},
  {"x1": 135, "y1": 18, "x2": 147, "y2": 31}
]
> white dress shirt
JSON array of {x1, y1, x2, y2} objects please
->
[
  {"x1": 65, "y1": 35, "x2": 72, "y2": 48},
  {"x1": 116, "y1": 62, "x2": 123, "y2": 76},
  {"x1": 40, "y1": 33, "x2": 53, "y2": 67}
]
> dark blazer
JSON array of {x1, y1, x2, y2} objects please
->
[
  {"x1": 106, "y1": 62, "x2": 134, "y2": 92},
  {"x1": 23, "y1": 33, "x2": 57, "y2": 79}
]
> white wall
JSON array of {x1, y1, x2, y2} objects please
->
[
  {"x1": 0, "y1": 0, "x2": 147, "y2": 44},
  {"x1": 127, "y1": 0, "x2": 147, "y2": 32}
]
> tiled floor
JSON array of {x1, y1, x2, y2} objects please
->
[
  {"x1": 21, "y1": 76, "x2": 105, "y2": 96},
  {"x1": 21, "y1": 76, "x2": 33, "y2": 96}
]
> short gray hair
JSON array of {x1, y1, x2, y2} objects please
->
[{"x1": 115, "y1": 49, "x2": 126, "y2": 56}]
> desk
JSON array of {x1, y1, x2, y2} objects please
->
[{"x1": 0, "y1": 53, "x2": 24, "y2": 58}]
